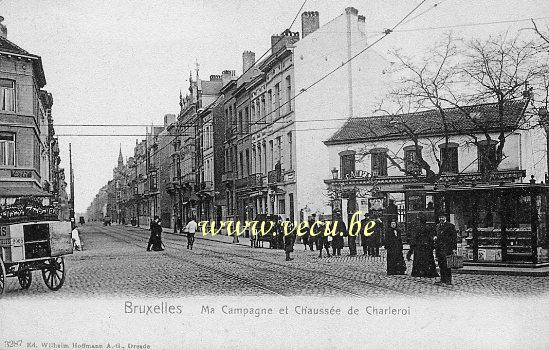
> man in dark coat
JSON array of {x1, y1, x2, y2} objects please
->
[
  {"x1": 347, "y1": 214, "x2": 357, "y2": 256},
  {"x1": 283, "y1": 218, "x2": 295, "y2": 261},
  {"x1": 331, "y1": 212, "x2": 346, "y2": 256},
  {"x1": 433, "y1": 215, "x2": 457, "y2": 285},
  {"x1": 147, "y1": 216, "x2": 163, "y2": 251},
  {"x1": 369, "y1": 217, "x2": 383, "y2": 257},
  {"x1": 360, "y1": 214, "x2": 371, "y2": 255},
  {"x1": 308, "y1": 214, "x2": 317, "y2": 251}
]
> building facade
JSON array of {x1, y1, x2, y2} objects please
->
[{"x1": 0, "y1": 17, "x2": 66, "y2": 217}]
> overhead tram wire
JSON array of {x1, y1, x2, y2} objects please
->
[
  {"x1": 106, "y1": 0, "x2": 310, "y2": 170},
  {"x1": 395, "y1": 15, "x2": 549, "y2": 32},
  {"x1": 57, "y1": 0, "x2": 430, "y2": 139},
  {"x1": 249, "y1": 0, "x2": 429, "y2": 130}
]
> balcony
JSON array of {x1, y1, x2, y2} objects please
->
[
  {"x1": 268, "y1": 168, "x2": 282, "y2": 184},
  {"x1": 248, "y1": 173, "x2": 263, "y2": 187},
  {"x1": 222, "y1": 171, "x2": 234, "y2": 183}
]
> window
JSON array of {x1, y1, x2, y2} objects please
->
[
  {"x1": 258, "y1": 145, "x2": 262, "y2": 173},
  {"x1": 150, "y1": 172, "x2": 158, "y2": 190},
  {"x1": 278, "y1": 198, "x2": 286, "y2": 214},
  {"x1": 238, "y1": 110, "x2": 243, "y2": 134},
  {"x1": 252, "y1": 148, "x2": 256, "y2": 174},
  {"x1": 0, "y1": 79, "x2": 15, "y2": 112},
  {"x1": 340, "y1": 151, "x2": 356, "y2": 177},
  {"x1": 274, "y1": 83, "x2": 280, "y2": 118},
  {"x1": 370, "y1": 149, "x2": 387, "y2": 176},
  {"x1": 287, "y1": 132, "x2": 293, "y2": 170},
  {"x1": 263, "y1": 142, "x2": 267, "y2": 172},
  {"x1": 276, "y1": 136, "x2": 282, "y2": 164},
  {"x1": 478, "y1": 141, "x2": 497, "y2": 173},
  {"x1": 404, "y1": 146, "x2": 422, "y2": 175},
  {"x1": 260, "y1": 96, "x2": 265, "y2": 121},
  {"x1": 244, "y1": 107, "x2": 250, "y2": 133},
  {"x1": 0, "y1": 132, "x2": 15, "y2": 166},
  {"x1": 269, "y1": 140, "x2": 274, "y2": 170},
  {"x1": 286, "y1": 76, "x2": 292, "y2": 113},
  {"x1": 246, "y1": 149, "x2": 250, "y2": 176},
  {"x1": 239, "y1": 152, "x2": 244, "y2": 177},
  {"x1": 267, "y1": 90, "x2": 272, "y2": 123},
  {"x1": 440, "y1": 143, "x2": 459, "y2": 173}
]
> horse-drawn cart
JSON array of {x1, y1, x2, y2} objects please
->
[{"x1": 0, "y1": 197, "x2": 72, "y2": 295}]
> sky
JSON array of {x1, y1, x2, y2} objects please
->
[{"x1": 1, "y1": 0, "x2": 548, "y2": 212}]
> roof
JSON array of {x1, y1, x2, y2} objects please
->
[
  {"x1": 0, "y1": 36, "x2": 46, "y2": 87},
  {"x1": 200, "y1": 80, "x2": 223, "y2": 95},
  {"x1": 325, "y1": 99, "x2": 529, "y2": 145}
]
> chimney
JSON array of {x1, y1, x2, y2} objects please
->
[
  {"x1": 0, "y1": 17, "x2": 7, "y2": 39},
  {"x1": 345, "y1": 7, "x2": 359, "y2": 16},
  {"x1": 164, "y1": 114, "x2": 176, "y2": 127},
  {"x1": 271, "y1": 29, "x2": 300, "y2": 54},
  {"x1": 358, "y1": 15, "x2": 366, "y2": 34},
  {"x1": 301, "y1": 11, "x2": 319, "y2": 38},
  {"x1": 222, "y1": 70, "x2": 236, "y2": 86},
  {"x1": 209, "y1": 74, "x2": 222, "y2": 81},
  {"x1": 242, "y1": 51, "x2": 256, "y2": 74}
]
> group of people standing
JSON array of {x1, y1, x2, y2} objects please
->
[
  {"x1": 296, "y1": 212, "x2": 458, "y2": 285},
  {"x1": 407, "y1": 214, "x2": 457, "y2": 285}
]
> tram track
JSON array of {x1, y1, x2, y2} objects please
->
[
  {"x1": 93, "y1": 225, "x2": 285, "y2": 296},
  {"x1": 106, "y1": 225, "x2": 364, "y2": 297},
  {"x1": 132, "y1": 225, "x2": 486, "y2": 297},
  {"x1": 113, "y1": 225, "x2": 422, "y2": 297}
]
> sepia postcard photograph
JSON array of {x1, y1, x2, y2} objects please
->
[{"x1": 0, "y1": 0, "x2": 548, "y2": 349}]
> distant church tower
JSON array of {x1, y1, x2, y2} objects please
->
[{"x1": 117, "y1": 144, "x2": 124, "y2": 167}]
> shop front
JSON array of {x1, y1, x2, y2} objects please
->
[{"x1": 435, "y1": 183, "x2": 549, "y2": 266}]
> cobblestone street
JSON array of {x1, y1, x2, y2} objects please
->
[{"x1": 2, "y1": 223, "x2": 548, "y2": 299}]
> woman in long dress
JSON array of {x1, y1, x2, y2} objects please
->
[
  {"x1": 407, "y1": 217, "x2": 439, "y2": 278},
  {"x1": 384, "y1": 220, "x2": 406, "y2": 275}
]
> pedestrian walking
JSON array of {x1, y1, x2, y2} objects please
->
[
  {"x1": 71, "y1": 224, "x2": 82, "y2": 251},
  {"x1": 308, "y1": 214, "x2": 317, "y2": 251},
  {"x1": 249, "y1": 226, "x2": 256, "y2": 248},
  {"x1": 316, "y1": 221, "x2": 331, "y2": 258},
  {"x1": 184, "y1": 216, "x2": 198, "y2": 250},
  {"x1": 147, "y1": 217, "x2": 162, "y2": 251},
  {"x1": 348, "y1": 221, "x2": 357, "y2": 257},
  {"x1": 369, "y1": 216, "x2": 383, "y2": 257},
  {"x1": 282, "y1": 217, "x2": 295, "y2": 261},
  {"x1": 406, "y1": 216, "x2": 439, "y2": 278},
  {"x1": 360, "y1": 214, "x2": 371, "y2": 255},
  {"x1": 384, "y1": 220, "x2": 406, "y2": 275},
  {"x1": 433, "y1": 214, "x2": 457, "y2": 285},
  {"x1": 331, "y1": 212, "x2": 346, "y2": 256}
]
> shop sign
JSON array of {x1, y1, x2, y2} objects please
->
[
  {"x1": 345, "y1": 170, "x2": 373, "y2": 180},
  {"x1": 11, "y1": 169, "x2": 33, "y2": 178}
]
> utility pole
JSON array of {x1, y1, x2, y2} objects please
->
[{"x1": 69, "y1": 143, "x2": 75, "y2": 226}]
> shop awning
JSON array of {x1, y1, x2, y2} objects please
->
[{"x1": 0, "y1": 186, "x2": 53, "y2": 197}]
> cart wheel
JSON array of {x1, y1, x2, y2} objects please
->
[
  {"x1": 0, "y1": 260, "x2": 5, "y2": 295},
  {"x1": 41, "y1": 257, "x2": 65, "y2": 291},
  {"x1": 18, "y1": 269, "x2": 32, "y2": 290}
]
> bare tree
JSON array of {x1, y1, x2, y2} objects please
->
[{"x1": 373, "y1": 32, "x2": 547, "y2": 183}]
